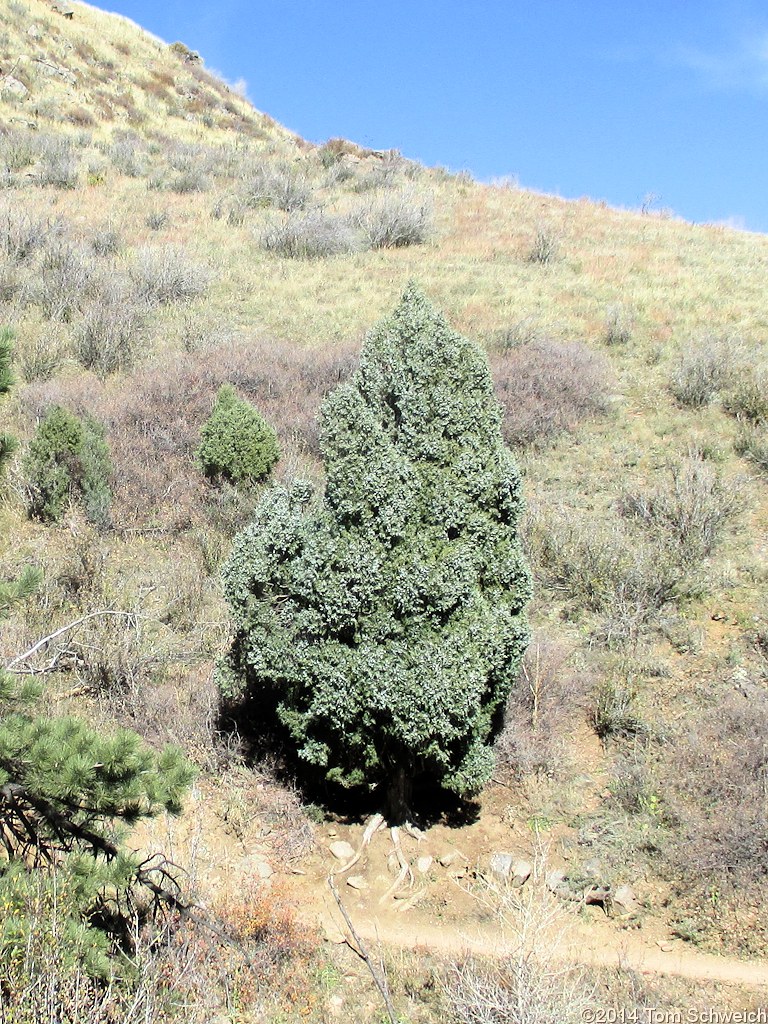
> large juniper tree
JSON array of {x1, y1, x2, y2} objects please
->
[{"x1": 220, "y1": 285, "x2": 531, "y2": 821}]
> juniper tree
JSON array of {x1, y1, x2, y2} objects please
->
[
  {"x1": 197, "y1": 383, "x2": 280, "y2": 486},
  {"x1": 220, "y1": 285, "x2": 531, "y2": 821}
]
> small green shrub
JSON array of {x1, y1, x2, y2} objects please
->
[
  {"x1": 669, "y1": 338, "x2": 734, "y2": 407},
  {"x1": 197, "y1": 384, "x2": 279, "y2": 485},
  {"x1": 25, "y1": 407, "x2": 113, "y2": 525},
  {"x1": 526, "y1": 223, "x2": 560, "y2": 264},
  {"x1": 724, "y1": 370, "x2": 768, "y2": 425},
  {"x1": 590, "y1": 679, "x2": 646, "y2": 740},
  {"x1": 734, "y1": 424, "x2": 768, "y2": 472}
]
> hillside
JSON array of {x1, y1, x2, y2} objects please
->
[{"x1": 1, "y1": 1, "x2": 767, "y2": 1021}]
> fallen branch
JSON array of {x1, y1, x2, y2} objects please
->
[
  {"x1": 328, "y1": 875, "x2": 398, "y2": 1024},
  {"x1": 6, "y1": 610, "x2": 140, "y2": 674}
]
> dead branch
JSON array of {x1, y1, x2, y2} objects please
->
[
  {"x1": 6, "y1": 610, "x2": 140, "y2": 674},
  {"x1": 328, "y1": 875, "x2": 398, "y2": 1024}
]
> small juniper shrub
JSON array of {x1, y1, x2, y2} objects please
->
[
  {"x1": 490, "y1": 338, "x2": 612, "y2": 447},
  {"x1": 260, "y1": 210, "x2": 359, "y2": 259},
  {"x1": 197, "y1": 384, "x2": 280, "y2": 486},
  {"x1": 669, "y1": 336, "x2": 735, "y2": 407},
  {"x1": 25, "y1": 406, "x2": 112, "y2": 526},
  {"x1": 352, "y1": 188, "x2": 433, "y2": 248}
]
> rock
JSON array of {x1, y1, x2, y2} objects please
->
[
  {"x1": 327, "y1": 829, "x2": 338, "y2": 837},
  {"x1": 488, "y1": 852, "x2": 514, "y2": 882},
  {"x1": 546, "y1": 868, "x2": 567, "y2": 893},
  {"x1": 511, "y1": 859, "x2": 532, "y2": 887},
  {"x1": 613, "y1": 884, "x2": 639, "y2": 916},
  {"x1": 584, "y1": 884, "x2": 612, "y2": 913},
  {"x1": 655, "y1": 939, "x2": 674, "y2": 953},
  {"x1": 416, "y1": 855, "x2": 433, "y2": 874},
  {"x1": 438, "y1": 850, "x2": 459, "y2": 867},
  {"x1": 582, "y1": 858, "x2": 604, "y2": 879},
  {"x1": 329, "y1": 840, "x2": 355, "y2": 861},
  {"x1": 253, "y1": 859, "x2": 273, "y2": 880},
  {"x1": 2, "y1": 76, "x2": 28, "y2": 99},
  {"x1": 346, "y1": 875, "x2": 367, "y2": 890},
  {"x1": 387, "y1": 852, "x2": 400, "y2": 875},
  {"x1": 447, "y1": 863, "x2": 467, "y2": 880}
]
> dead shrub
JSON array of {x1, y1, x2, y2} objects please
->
[
  {"x1": 16, "y1": 325, "x2": 69, "y2": 382},
  {"x1": 129, "y1": 246, "x2": 209, "y2": 304},
  {"x1": 619, "y1": 452, "x2": 745, "y2": 565},
  {"x1": 108, "y1": 133, "x2": 147, "y2": 177},
  {"x1": 34, "y1": 239, "x2": 94, "y2": 321},
  {"x1": 529, "y1": 509, "x2": 683, "y2": 647},
  {"x1": 0, "y1": 206, "x2": 58, "y2": 263},
  {"x1": 724, "y1": 368, "x2": 768, "y2": 425},
  {"x1": 669, "y1": 336, "x2": 735, "y2": 407},
  {"x1": 496, "y1": 633, "x2": 590, "y2": 779},
  {"x1": 490, "y1": 338, "x2": 611, "y2": 447},
  {"x1": 242, "y1": 162, "x2": 312, "y2": 212},
  {"x1": 260, "y1": 210, "x2": 358, "y2": 259},
  {"x1": 34, "y1": 135, "x2": 79, "y2": 189},
  {"x1": 75, "y1": 280, "x2": 146, "y2": 375},
  {"x1": 353, "y1": 188, "x2": 433, "y2": 248}
]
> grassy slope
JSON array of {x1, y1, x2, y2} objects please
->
[{"x1": 1, "y1": 0, "x2": 767, "y2": 977}]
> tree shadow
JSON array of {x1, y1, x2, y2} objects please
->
[{"x1": 217, "y1": 693, "x2": 481, "y2": 830}]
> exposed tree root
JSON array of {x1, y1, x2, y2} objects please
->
[
  {"x1": 332, "y1": 812, "x2": 385, "y2": 876},
  {"x1": 379, "y1": 825, "x2": 413, "y2": 904}
]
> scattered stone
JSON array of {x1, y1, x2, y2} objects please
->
[
  {"x1": 488, "y1": 852, "x2": 514, "y2": 882},
  {"x1": 613, "y1": 884, "x2": 639, "y2": 916},
  {"x1": 416, "y1": 855, "x2": 433, "y2": 874},
  {"x1": 447, "y1": 863, "x2": 467, "y2": 880},
  {"x1": 329, "y1": 840, "x2": 355, "y2": 861},
  {"x1": 346, "y1": 875, "x2": 367, "y2": 891},
  {"x1": 327, "y1": 829, "x2": 338, "y2": 837},
  {"x1": 438, "y1": 850, "x2": 459, "y2": 867},
  {"x1": 2, "y1": 76, "x2": 28, "y2": 99},
  {"x1": 512, "y1": 859, "x2": 532, "y2": 887},
  {"x1": 655, "y1": 939, "x2": 674, "y2": 952},
  {"x1": 27, "y1": 25, "x2": 42, "y2": 39},
  {"x1": 582, "y1": 858, "x2": 604, "y2": 879},
  {"x1": 253, "y1": 860, "x2": 273, "y2": 880},
  {"x1": 546, "y1": 867, "x2": 567, "y2": 893},
  {"x1": 291, "y1": 867, "x2": 307, "y2": 875}
]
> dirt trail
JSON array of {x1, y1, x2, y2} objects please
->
[{"x1": 314, "y1": 896, "x2": 768, "y2": 988}]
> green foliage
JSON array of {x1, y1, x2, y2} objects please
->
[
  {"x1": 198, "y1": 384, "x2": 280, "y2": 486},
  {"x1": 0, "y1": 567, "x2": 194, "y2": 980},
  {"x1": 220, "y1": 285, "x2": 531, "y2": 817},
  {"x1": 25, "y1": 406, "x2": 113, "y2": 525},
  {"x1": 0, "y1": 326, "x2": 16, "y2": 479},
  {"x1": 0, "y1": 325, "x2": 14, "y2": 394}
]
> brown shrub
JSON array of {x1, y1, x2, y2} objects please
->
[
  {"x1": 25, "y1": 337, "x2": 356, "y2": 532},
  {"x1": 490, "y1": 338, "x2": 612, "y2": 447},
  {"x1": 495, "y1": 633, "x2": 590, "y2": 780}
]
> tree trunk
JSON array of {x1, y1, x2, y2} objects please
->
[{"x1": 385, "y1": 765, "x2": 413, "y2": 825}]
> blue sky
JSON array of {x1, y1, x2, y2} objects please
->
[{"x1": 102, "y1": 0, "x2": 768, "y2": 232}]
